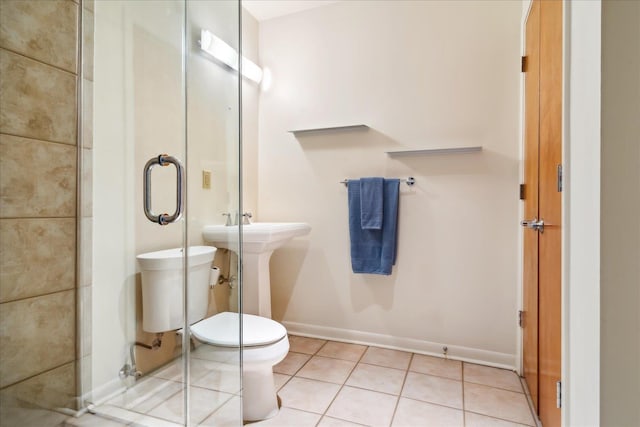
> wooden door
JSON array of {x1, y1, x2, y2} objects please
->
[
  {"x1": 537, "y1": 1, "x2": 562, "y2": 425},
  {"x1": 522, "y1": 1, "x2": 562, "y2": 426}
]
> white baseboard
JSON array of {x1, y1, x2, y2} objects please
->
[
  {"x1": 83, "y1": 377, "x2": 127, "y2": 407},
  {"x1": 282, "y1": 321, "x2": 517, "y2": 370}
]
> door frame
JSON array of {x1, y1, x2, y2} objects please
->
[
  {"x1": 562, "y1": 1, "x2": 603, "y2": 426},
  {"x1": 515, "y1": 0, "x2": 530, "y2": 380},
  {"x1": 520, "y1": 1, "x2": 604, "y2": 426}
]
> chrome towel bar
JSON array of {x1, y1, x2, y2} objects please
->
[{"x1": 339, "y1": 177, "x2": 415, "y2": 187}]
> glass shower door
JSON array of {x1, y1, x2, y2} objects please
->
[{"x1": 83, "y1": 1, "x2": 241, "y2": 425}]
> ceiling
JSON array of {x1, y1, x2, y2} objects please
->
[{"x1": 242, "y1": 0, "x2": 341, "y2": 22}]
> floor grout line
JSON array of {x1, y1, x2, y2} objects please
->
[
  {"x1": 273, "y1": 372, "x2": 293, "y2": 392},
  {"x1": 314, "y1": 343, "x2": 370, "y2": 426},
  {"x1": 388, "y1": 352, "x2": 413, "y2": 427},
  {"x1": 463, "y1": 379, "x2": 527, "y2": 394},
  {"x1": 404, "y1": 369, "x2": 464, "y2": 384},
  {"x1": 464, "y1": 409, "x2": 535, "y2": 427},
  {"x1": 398, "y1": 395, "x2": 466, "y2": 412},
  {"x1": 519, "y1": 375, "x2": 542, "y2": 427},
  {"x1": 193, "y1": 392, "x2": 236, "y2": 427}
]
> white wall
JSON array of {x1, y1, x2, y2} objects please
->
[
  {"x1": 258, "y1": 1, "x2": 522, "y2": 366},
  {"x1": 600, "y1": 1, "x2": 640, "y2": 425}
]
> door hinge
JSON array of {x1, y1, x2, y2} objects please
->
[
  {"x1": 556, "y1": 381, "x2": 562, "y2": 408},
  {"x1": 518, "y1": 310, "x2": 524, "y2": 328},
  {"x1": 521, "y1": 56, "x2": 527, "y2": 72},
  {"x1": 519, "y1": 184, "x2": 526, "y2": 200},
  {"x1": 557, "y1": 164, "x2": 563, "y2": 192}
]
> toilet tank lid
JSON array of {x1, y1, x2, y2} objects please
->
[
  {"x1": 190, "y1": 312, "x2": 286, "y2": 347},
  {"x1": 136, "y1": 246, "x2": 216, "y2": 270}
]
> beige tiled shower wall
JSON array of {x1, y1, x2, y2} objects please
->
[{"x1": 0, "y1": 0, "x2": 90, "y2": 423}]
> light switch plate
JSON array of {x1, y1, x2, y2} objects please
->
[{"x1": 202, "y1": 170, "x2": 211, "y2": 189}]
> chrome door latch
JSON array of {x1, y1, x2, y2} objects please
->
[{"x1": 521, "y1": 217, "x2": 545, "y2": 233}]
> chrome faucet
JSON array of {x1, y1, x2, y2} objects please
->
[
  {"x1": 242, "y1": 212, "x2": 253, "y2": 225},
  {"x1": 222, "y1": 212, "x2": 251, "y2": 225}
]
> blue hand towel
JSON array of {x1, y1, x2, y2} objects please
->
[
  {"x1": 348, "y1": 178, "x2": 400, "y2": 275},
  {"x1": 360, "y1": 177, "x2": 384, "y2": 230}
]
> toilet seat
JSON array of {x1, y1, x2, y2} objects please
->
[{"x1": 190, "y1": 312, "x2": 286, "y2": 347}]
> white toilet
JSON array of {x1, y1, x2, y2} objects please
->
[{"x1": 136, "y1": 246, "x2": 289, "y2": 422}]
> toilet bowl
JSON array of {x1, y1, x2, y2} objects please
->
[
  {"x1": 191, "y1": 311, "x2": 289, "y2": 421},
  {"x1": 136, "y1": 246, "x2": 289, "y2": 421}
]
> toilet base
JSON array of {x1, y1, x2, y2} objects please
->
[
  {"x1": 191, "y1": 331, "x2": 290, "y2": 422},
  {"x1": 241, "y1": 336, "x2": 289, "y2": 421},
  {"x1": 242, "y1": 365, "x2": 280, "y2": 421}
]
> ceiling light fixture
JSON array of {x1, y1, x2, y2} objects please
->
[{"x1": 200, "y1": 29, "x2": 263, "y2": 84}]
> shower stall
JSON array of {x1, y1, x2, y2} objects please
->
[
  {"x1": 1, "y1": 0, "x2": 245, "y2": 426},
  {"x1": 84, "y1": 0, "x2": 245, "y2": 424}
]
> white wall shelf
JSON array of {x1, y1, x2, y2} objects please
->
[
  {"x1": 289, "y1": 124, "x2": 369, "y2": 135},
  {"x1": 385, "y1": 146, "x2": 483, "y2": 157}
]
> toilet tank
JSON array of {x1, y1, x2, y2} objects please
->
[{"x1": 136, "y1": 246, "x2": 217, "y2": 333}]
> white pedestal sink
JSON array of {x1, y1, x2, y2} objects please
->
[{"x1": 202, "y1": 222, "x2": 311, "y2": 318}]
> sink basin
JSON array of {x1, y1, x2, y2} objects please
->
[
  {"x1": 202, "y1": 222, "x2": 311, "y2": 254},
  {"x1": 202, "y1": 222, "x2": 311, "y2": 318}
]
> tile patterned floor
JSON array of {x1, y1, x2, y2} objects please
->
[
  {"x1": 263, "y1": 336, "x2": 536, "y2": 427},
  {"x1": 64, "y1": 336, "x2": 537, "y2": 427}
]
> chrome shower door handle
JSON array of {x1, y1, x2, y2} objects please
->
[
  {"x1": 143, "y1": 154, "x2": 184, "y2": 225},
  {"x1": 521, "y1": 217, "x2": 545, "y2": 233}
]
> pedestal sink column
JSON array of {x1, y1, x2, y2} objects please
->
[
  {"x1": 242, "y1": 251, "x2": 274, "y2": 318},
  {"x1": 202, "y1": 222, "x2": 311, "y2": 320}
]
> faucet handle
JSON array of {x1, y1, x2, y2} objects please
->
[
  {"x1": 222, "y1": 213, "x2": 232, "y2": 226},
  {"x1": 242, "y1": 212, "x2": 252, "y2": 225}
]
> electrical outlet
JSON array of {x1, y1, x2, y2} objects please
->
[{"x1": 202, "y1": 170, "x2": 211, "y2": 189}]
